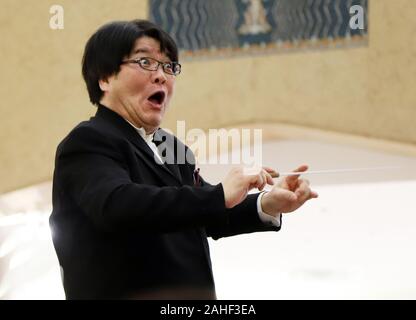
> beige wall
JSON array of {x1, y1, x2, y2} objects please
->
[
  {"x1": 0, "y1": 0, "x2": 415, "y2": 193},
  {"x1": 0, "y1": 0, "x2": 149, "y2": 193},
  {"x1": 169, "y1": 0, "x2": 416, "y2": 139}
]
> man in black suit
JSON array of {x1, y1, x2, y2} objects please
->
[{"x1": 49, "y1": 19, "x2": 318, "y2": 299}]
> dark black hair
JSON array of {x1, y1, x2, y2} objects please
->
[{"x1": 81, "y1": 19, "x2": 178, "y2": 106}]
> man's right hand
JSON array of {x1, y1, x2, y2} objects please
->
[{"x1": 221, "y1": 166, "x2": 275, "y2": 209}]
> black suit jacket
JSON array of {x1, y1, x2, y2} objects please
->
[{"x1": 50, "y1": 105, "x2": 280, "y2": 299}]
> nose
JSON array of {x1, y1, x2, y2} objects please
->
[{"x1": 151, "y1": 65, "x2": 167, "y2": 84}]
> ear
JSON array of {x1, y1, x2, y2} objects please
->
[{"x1": 98, "y1": 76, "x2": 111, "y2": 92}]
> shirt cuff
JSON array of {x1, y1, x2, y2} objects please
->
[{"x1": 256, "y1": 191, "x2": 281, "y2": 227}]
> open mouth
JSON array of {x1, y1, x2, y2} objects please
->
[{"x1": 148, "y1": 91, "x2": 166, "y2": 106}]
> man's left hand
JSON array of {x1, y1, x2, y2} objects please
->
[{"x1": 260, "y1": 165, "x2": 319, "y2": 216}]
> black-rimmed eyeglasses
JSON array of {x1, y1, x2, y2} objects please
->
[{"x1": 121, "y1": 57, "x2": 181, "y2": 76}]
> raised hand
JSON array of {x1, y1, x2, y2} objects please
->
[
  {"x1": 261, "y1": 165, "x2": 318, "y2": 216},
  {"x1": 221, "y1": 166, "x2": 275, "y2": 208}
]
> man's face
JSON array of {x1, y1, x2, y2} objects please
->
[{"x1": 100, "y1": 36, "x2": 176, "y2": 133}]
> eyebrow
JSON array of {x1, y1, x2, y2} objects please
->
[
  {"x1": 132, "y1": 48, "x2": 151, "y2": 55},
  {"x1": 131, "y1": 48, "x2": 171, "y2": 61}
]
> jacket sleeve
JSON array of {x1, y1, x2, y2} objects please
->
[
  {"x1": 54, "y1": 126, "x2": 228, "y2": 233},
  {"x1": 199, "y1": 176, "x2": 281, "y2": 240}
]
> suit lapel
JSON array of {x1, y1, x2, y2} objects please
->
[
  {"x1": 95, "y1": 105, "x2": 183, "y2": 185},
  {"x1": 153, "y1": 129, "x2": 183, "y2": 183}
]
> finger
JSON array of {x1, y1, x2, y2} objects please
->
[
  {"x1": 262, "y1": 169, "x2": 275, "y2": 186},
  {"x1": 286, "y1": 164, "x2": 308, "y2": 181},
  {"x1": 285, "y1": 165, "x2": 309, "y2": 190},
  {"x1": 248, "y1": 172, "x2": 264, "y2": 190},
  {"x1": 246, "y1": 175, "x2": 257, "y2": 190},
  {"x1": 310, "y1": 190, "x2": 319, "y2": 198},
  {"x1": 302, "y1": 190, "x2": 319, "y2": 203},
  {"x1": 263, "y1": 166, "x2": 279, "y2": 178},
  {"x1": 257, "y1": 171, "x2": 265, "y2": 190},
  {"x1": 295, "y1": 180, "x2": 312, "y2": 203},
  {"x1": 295, "y1": 189, "x2": 310, "y2": 204},
  {"x1": 294, "y1": 164, "x2": 309, "y2": 172},
  {"x1": 297, "y1": 179, "x2": 318, "y2": 200},
  {"x1": 261, "y1": 171, "x2": 270, "y2": 189},
  {"x1": 285, "y1": 176, "x2": 299, "y2": 190},
  {"x1": 259, "y1": 172, "x2": 266, "y2": 190},
  {"x1": 262, "y1": 166, "x2": 275, "y2": 172},
  {"x1": 266, "y1": 172, "x2": 274, "y2": 185},
  {"x1": 295, "y1": 179, "x2": 309, "y2": 190},
  {"x1": 258, "y1": 175, "x2": 266, "y2": 191}
]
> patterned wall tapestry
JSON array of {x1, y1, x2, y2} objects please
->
[{"x1": 149, "y1": 0, "x2": 368, "y2": 60}]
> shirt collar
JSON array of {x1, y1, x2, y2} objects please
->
[{"x1": 125, "y1": 119, "x2": 157, "y2": 144}]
